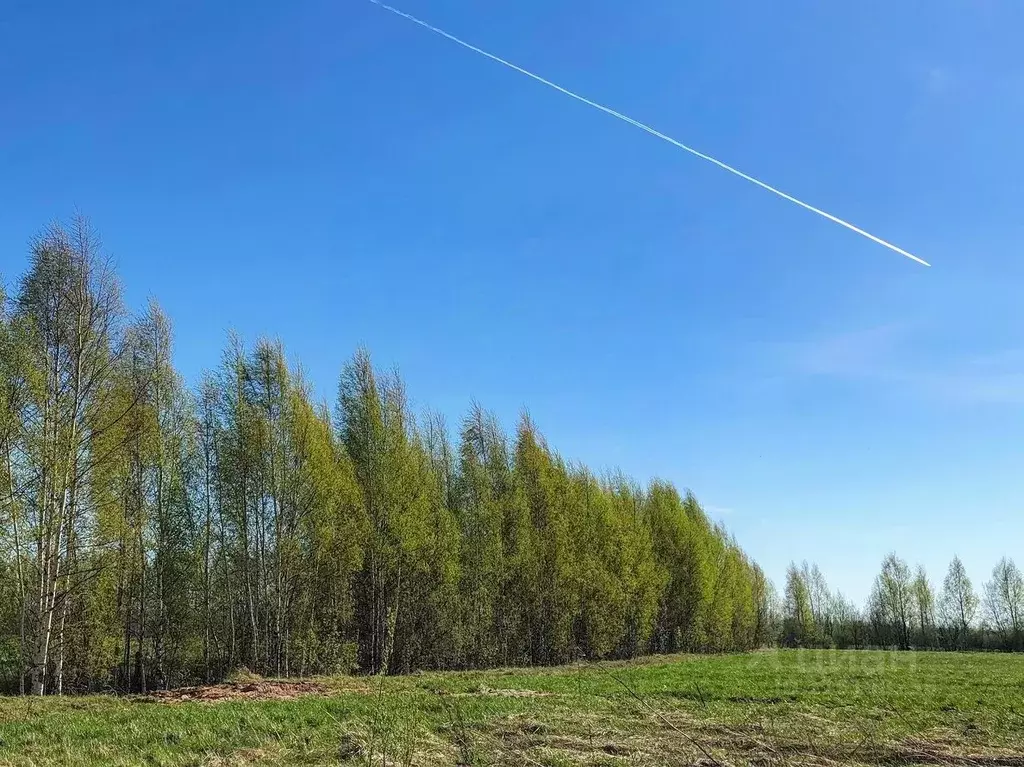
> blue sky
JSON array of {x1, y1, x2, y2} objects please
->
[{"x1": 2, "y1": 0, "x2": 1022, "y2": 604}]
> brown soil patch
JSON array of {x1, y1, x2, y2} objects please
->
[{"x1": 141, "y1": 679, "x2": 327, "y2": 704}]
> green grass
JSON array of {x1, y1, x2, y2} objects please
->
[{"x1": 1, "y1": 650, "x2": 1023, "y2": 765}]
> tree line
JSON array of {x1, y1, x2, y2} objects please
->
[
  {"x1": 0, "y1": 219, "x2": 773, "y2": 694},
  {"x1": 782, "y1": 554, "x2": 1023, "y2": 652}
]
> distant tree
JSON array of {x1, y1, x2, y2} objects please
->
[
  {"x1": 983, "y1": 558, "x2": 1024, "y2": 651},
  {"x1": 783, "y1": 564, "x2": 815, "y2": 647},
  {"x1": 939, "y1": 556, "x2": 978, "y2": 650},
  {"x1": 869, "y1": 554, "x2": 913, "y2": 649},
  {"x1": 803, "y1": 562, "x2": 832, "y2": 644},
  {"x1": 830, "y1": 593, "x2": 864, "y2": 649},
  {"x1": 911, "y1": 565, "x2": 936, "y2": 648},
  {"x1": 750, "y1": 563, "x2": 778, "y2": 648}
]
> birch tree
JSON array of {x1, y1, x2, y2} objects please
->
[
  {"x1": 912, "y1": 565, "x2": 936, "y2": 649},
  {"x1": 870, "y1": 554, "x2": 913, "y2": 649},
  {"x1": 783, "y1": 564, "x2": 814, "y2": 647},
  {"x1": 984, "y1": 558, "x2": 1023, "y2": 650},
  {"x1": 939, "y1": 556, "x2": 978, "y2": 649},
  {"x1": 13, "y1": 219, "x2": 130, "y2": 694}
]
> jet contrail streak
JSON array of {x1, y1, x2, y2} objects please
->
[{"x1": 369, "y1": 0, "x2": 930, "y2": 267}]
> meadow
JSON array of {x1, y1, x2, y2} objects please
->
[{"x1": 1, "y1": 650, "x2": 1022, "y2": 766}]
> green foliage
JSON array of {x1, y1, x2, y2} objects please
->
[
  {"x1": 0, "y1": 219, "x2": 774, "y2": 694},
  {"x1": 784, "y1": 563, "x2": 816, "y2": 647}
]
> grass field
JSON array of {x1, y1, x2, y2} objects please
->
[{"x1": 1, "y1": 650, "x2": 1022, "y2": 766}]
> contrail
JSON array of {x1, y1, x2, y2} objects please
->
[{"x1": 368, "y1": 0, "x2": 930, "y2": 267}]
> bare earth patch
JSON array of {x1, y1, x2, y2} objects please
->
[{"x1": 141, "y1": 680, "x2": 327, "y2": 703}]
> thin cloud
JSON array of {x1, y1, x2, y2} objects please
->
[
  {"x1": 790, "y1": 324, "x2": 910, "y2": 378},
  {"x1": 781, "y1": 326, "x2": 1024, "y2": 404}
]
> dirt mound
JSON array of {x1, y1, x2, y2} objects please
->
[{"x1": 142, "y1": 679, "x2": 326, "y2": 703}]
